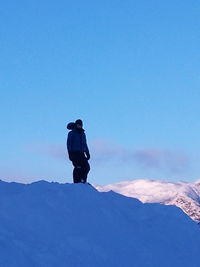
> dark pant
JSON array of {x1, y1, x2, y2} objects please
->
[{"x1": 71, "y1": 152, "x2": 90, "y2": 183}]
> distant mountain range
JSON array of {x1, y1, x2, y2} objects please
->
[{"x1": 95, "y1": 179, "x2": 200, "y2": 222}]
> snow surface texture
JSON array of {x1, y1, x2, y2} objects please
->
[
  {"x1": 0, "y1": 180, "x2": 200, "y2": 267},
  {"x1": 96, "y1": 179, "x2": 200, "y2": 222}
]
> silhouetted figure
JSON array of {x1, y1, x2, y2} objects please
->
[{"x1": 67, "y1": 119, "x2": 90, "y2": 183}]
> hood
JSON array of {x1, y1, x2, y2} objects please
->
[{"x1": 67, "y1": 122, "x2": 75, "y2": 130}]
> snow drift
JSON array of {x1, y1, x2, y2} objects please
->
[{"x1": 0, "y1": 180, "x2": 200, "y2": 267}]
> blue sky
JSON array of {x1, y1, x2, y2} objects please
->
[{"x1": 1, "y1": 0, "x2": 200, "y2": 185}]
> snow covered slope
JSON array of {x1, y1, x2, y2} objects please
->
[
  {"x1": 0, "y1": 180, "x2": 200, "y2": 267},
  {"x1": 96, "y1": 179, "x2": 200, "y2": 222}
]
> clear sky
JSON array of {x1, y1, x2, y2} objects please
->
[{"x1": 1, "y1": 0, "x2": 200, "y2": 185}]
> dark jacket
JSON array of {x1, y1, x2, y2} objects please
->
[{"x1": 67, "y1": 128, "x2": 89, "y2": 154}]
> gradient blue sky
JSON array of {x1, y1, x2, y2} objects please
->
[{"x1": 1, "y1": 0, "x2": 200, "y2": 185}]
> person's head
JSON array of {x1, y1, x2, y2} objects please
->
[{"x1": 75, "y1": 119, "x2": 83, "y2": 129}]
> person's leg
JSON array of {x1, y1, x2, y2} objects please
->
[
  {"x1": 73, "y1": 166, "x2": 82, "y2": 183},
  {"x1": 72, "y1": 152, "x2": 90, "y2": 183},
  {"x1": 81, "y1": 159, "x2": 90, "y2": 183},
  {"x1": 72, "y1": 152, "x2": 82, "y2": 183}
]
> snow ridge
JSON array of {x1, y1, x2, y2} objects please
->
[{"x1": 0, "y1": 180, "x2": 200, "y2": 267}]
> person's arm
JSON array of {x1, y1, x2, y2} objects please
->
[
  {"x1": 83, "y1": 133, "x2": 90, "y2": 160},
  {"x1": 67, "y1": 132, "x2": 74, "y2": 161}
]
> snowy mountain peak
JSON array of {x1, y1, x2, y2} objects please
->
[{"x1": 95, "y1": 179, "x2": 200, "y2": 222}]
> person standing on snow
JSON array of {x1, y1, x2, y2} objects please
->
[{"x1": 67, "y1": 119, "x2": 90, "y2": 183}]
